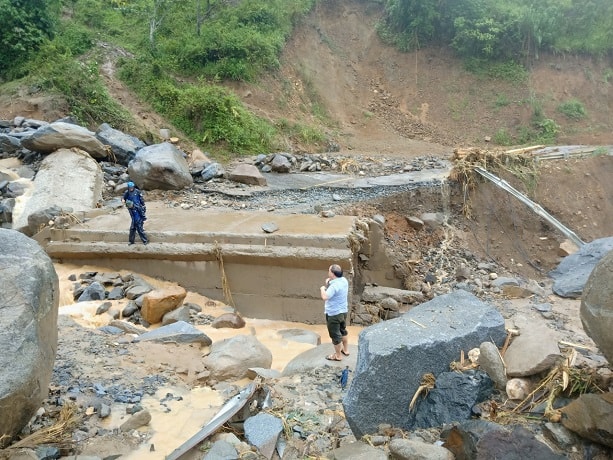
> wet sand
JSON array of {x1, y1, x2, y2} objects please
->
[{"x1": 55, "y1": 262, "x2": 361, "y2": 459}]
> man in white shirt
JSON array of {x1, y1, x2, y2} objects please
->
[{"x1": 320, "y1": 264, "x2": 349, "y2": 361}]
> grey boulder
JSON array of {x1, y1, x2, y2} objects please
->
[
  {"x1": 96, "y1": 123, "x2": 145, "y2": 166},
  {"x1": 0, "y1": 229, "x2": 59, "y2": 446},
  {"x1": 343, "y1": 290, "x2": 506, "y2": 437},
  {"x1": 581, "y1": 248, "x2": 613, "y2": 364},
  {"x1": 549, "y1": 237, "x2": 613, "y2": 298},
  {"x1": 127, "y1": 142, "x2": 193, "y2": 190},
  {"x1": 21, "y1": 121, "x2": 107, "y2": 158}
]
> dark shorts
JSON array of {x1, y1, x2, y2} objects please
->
[{"x1": 326, "y1": 312, "x2": 348, "y2": 345}]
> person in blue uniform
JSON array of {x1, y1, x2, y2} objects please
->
[{"x1": 122, "y1": 181, "x2": 148, "y2": 245}]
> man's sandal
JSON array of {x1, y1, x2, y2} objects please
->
[{"x1": 325, "y1": 354, "x2": 342, "y2": 361}]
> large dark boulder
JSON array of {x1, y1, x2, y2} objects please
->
[
  {"x1": 96, "y1": 123, "x2": 146, "y2": 166},
  {"x1": 343, "y1": 290, "x2": 506, "y2": 438},
  {"x1": 442, "y1": 421, "x2": 565, "y2": 460},
  {"x1": 0, "y1": 229, "x2": 58, "y2": 446},
  {"x1": 581, "y1": 248, "x2": 613, "y2": 364},
  {"x1": 412, "y1": 370, "x2": 494, "y2": 429}
]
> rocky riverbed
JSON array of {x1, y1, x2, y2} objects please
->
[{"x1": 2, "y1": 140, "x2": 612, "y2": 459}]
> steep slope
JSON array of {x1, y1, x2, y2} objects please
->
[
  {"x1": 229, "y1": 0, "x2": 613, "y2": 157},
  {"x1": 1, "y1": 1, "x2": 612, "y2": 158}
]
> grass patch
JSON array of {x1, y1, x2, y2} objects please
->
[
  {"x1": 275, "y1": 118, "x2": 326, "y2": 146},
  {"x1": 493, "y1": 128, "x2": 513, "y2": 146},
  {"x1": 557, "y1": 99, "x2": 587, "y2": 120},
  {"x1": 25, "y1": 42, "x2": 132, "y2": 130},
  {"x1": 119, "y1": 58, "x2": 281, "y2": 155},
  {"x1": 494, "y1": 93, "x2": 510, "y2": 108},
  {"x1": 464, "y1": 59, "x2": 528, "y2": 84},
  {"x1": 449, "y1": 96, "x2": 470, "y2": 121}
]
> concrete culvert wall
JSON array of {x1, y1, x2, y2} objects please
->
[{"x1": 38, "y1": 206, "x2": 377, "y2": 324}]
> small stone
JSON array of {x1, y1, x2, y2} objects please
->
[
  {"x1": 261, "y1": 222, "x2": 279, "y2": 233},
  {"x1": 506, "y1": 378, "x2": 531, "y2": 400}
]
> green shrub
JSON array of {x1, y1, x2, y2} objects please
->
[
  {"x1": 119, "y1": 59, "x2": 278, "y2": 154},
  {"x1": 592, "y1": 146, "x2": 608, "y2": 156},
  {"x1": 168, "y1": 24, "x2": 283, "y2": 81},
  {"x1": 534, "y1": 118, "x2": 560, "y2": 143},
  {"x1": 557, "y1": 99, "x2": 587, "y2": 120},
  {"x1": 275, "y1": 119, "x2": 325, "y2": 145},
  {"x1": 464, "y1": 58, "x2": 527, "y2": 83},
  {"x1": 54, "y1": 22, "x2": 94, "y2": 56},
  {"x1": 0, "y1": 0, "x2": 60, "y2": 77},
  {"x1": 494, "y1": 93, "x2": 510, "y2": 108},
  {"x1": 26, "y1": 42, "x2": 131, "y2": 129},
  {"x1": 493, "y1": 128, "x2": 512, "y2": 145}
]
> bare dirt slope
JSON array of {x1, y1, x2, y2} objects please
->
[
  {"x1": 2, "y1": 1, "x2": 612, "y2": 157},
  {"x1": 229, "y1": 0, "x2": 613, "y2": 156}
]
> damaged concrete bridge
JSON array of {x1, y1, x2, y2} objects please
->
[
  {"x1": 34, "y1": 165, "x2": 452, "y2": 324},
  {"x1": 37, "y1": 204, "x2": 362, "y2": 324}
]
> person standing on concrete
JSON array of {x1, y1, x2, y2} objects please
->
[
  {"x1": 320, "y1": 264, "x2": 349, "y2": 361},
  {"x1": 122, "y1": 181, "x2": 148, "y2": 246}
]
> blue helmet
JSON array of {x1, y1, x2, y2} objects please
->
[{"x1": 127, "y1": 181, "x2": 135, "y2": 188}]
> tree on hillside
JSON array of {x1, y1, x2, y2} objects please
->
[
  {"x1": 0, "y1": 0, "x2": 60, "y2": 75},
  {"x1": 196, "y1": 0, "x2": 226, "y2": 36},
  {"x1": 381, "y1": 0, "x2": 613, "y2": 61},
  {"x1": 382, "y1": 0, "x2": 440, "y2": 50},
  {"x1": 148, "y1": 0, "x2": 175, "y2": 50}
]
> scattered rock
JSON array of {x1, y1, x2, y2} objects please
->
[
  {"x1": 119, "y1": 410, "x2": 152, "y2": 432},
  {"x1": 133, "y1": 321, "x2": 212, "y2": 345},
  {"x1": 244, "y1": 412, "x2": 283, "y2": 459},
  {"x1": 141, "y1": 285, "x2": 187, "y2": 324},
  {"x1": 389, "y1": 438, "x2": 454, "y2": 460},
  {"x1": 227, "y1": 164, "x2": 267, "y2": 186},
  {"x1": 504, "y1": 317, "x2": 562, "y2": 377},
  {"x1": 211, "y1": 312, "x2": 246, "y2": 329},
  {"x1": 561, "y1": 392, "x2": 613, "y2": 448},
  {"x1": 479, "y1": 342, "x2": 507, "y2": 389},
  {"x1": 203, "y1": 334, "x2": 273, "y2": 381},
  {"x1": 506, "y1": 378, "x2": 531, "y2": 400}
]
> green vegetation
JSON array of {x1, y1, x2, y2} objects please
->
[
  {"x1": 1, "y1": 0, "x2": 319, "y2": 155},
  {"x1": 493, "y1": 128, "x2": 512, "y2": 145},
  {"x1": 0, "y1": 0, "x2": 61, "y2": 77},
  {"x1": 119, "y1": 58, "x2": 278, "y2": 154},
  {"x1": 557, "y1": 99, "x2": 587, "y2": 120},
  {"x1": 379, "y1": 0, "x2": 613, "y2": 62},
  {"x1": 464, "y1": 59, "x2": 528, "y2": 83},
  {"x1": 493, "y1": 93, "x2": 510, "y2": 108},
  {"x1": 1, "y1": 0, "x2": 611, "y2": 155},
  {"x1": 592, "y1": 146, "x2": 608, "y2": 156},
  {"x1": 25, "y1": 42, "x2": 132, "y2": 129}
]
